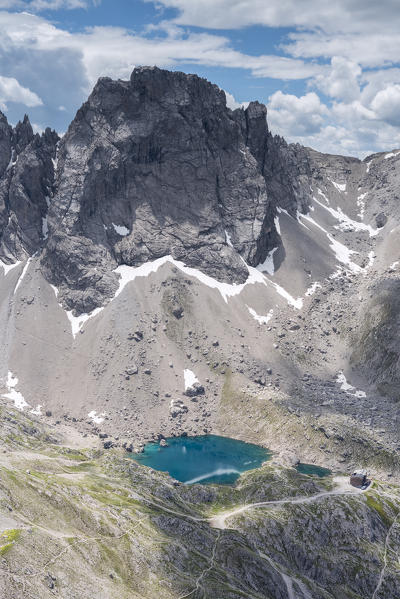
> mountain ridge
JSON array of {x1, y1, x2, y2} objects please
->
[{"x1": 0, "y1": 66, "x2": 399, "y2": 484}]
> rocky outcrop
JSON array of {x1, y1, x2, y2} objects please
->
[
  {"x1": 2, "y1": 67, "x2": 357, "y2": 315},
  {"x1": 40, "y1": 67, "x2": 286, "y2": 313},
  {"x1": 0, "y1": 114, "x2": 58, "y2": 263}
]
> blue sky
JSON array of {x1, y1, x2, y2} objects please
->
[{"x1": 0, "y1": 0, "x2": 400, "y2": 157}]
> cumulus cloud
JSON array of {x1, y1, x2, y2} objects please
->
[
  {"x1": 149, "y1": 1, "x2": 400, "y2": 70},
  {"x1": 267, "y1": 87, "x2": 400, "y2": 158},
  {"x1": 314, "y1": 57, "x2": 361, "y2": 103},
  {"x1": 370, "y1": 84, "x2": 400, "y2": 127},
  {"x1": 0, "y1": 2, "x2": 399, "y2": 157},
  {"x1": 0, "y1": 74, "x2": 42, "y2": 111},
  {"x1": 0, "y1": 10, "x2": 325, "y2": 98},
  {"x1": 147, "y1": 0, "x2": 400, "y2": 35},
  {"x1": 267, "y1": 91, "x2": 329, "y2": 137}
]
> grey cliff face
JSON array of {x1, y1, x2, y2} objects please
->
[
  {"x1": 41, "y1": 67, "x2": 286, "y2": 313},
  {"x1": 0, "y1": 114, "x2": 58, "y2": 262},
  {"x1": 0, "y1": 68, "x2": 331, "y2": 315}
]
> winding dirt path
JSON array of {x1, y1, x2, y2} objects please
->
[{"x1": 209, "y1": 476, "x2": 364, "y2": 529}]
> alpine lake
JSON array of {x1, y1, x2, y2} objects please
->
[{"x1": 130, "y1": 434, "x2": 331, "y2": 485}]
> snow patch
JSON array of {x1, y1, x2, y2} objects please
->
[
  {"x1": 115, "y1": 257, "x2": 263, "y2": 304},
  {"x1": 183, "y1": 369, "x2": 199, "y2": 391},
  {"x1": 0, "y1": 259, "x2": 21, "y2": 275},
  {"x1": 384, "y1": 150, "x2": 400, "y2": 160},
  {"x1": 30, "y1": 405, "x2": 42, "y2": 416},
  {"x1": 257, "y1": 247, "x2": 278, "y2": 275},
  {"x1": 336, "y1": 372, "x2": 366, "y2": 398},
  {"x1": 49, "y1": 284, "x2": 103, "y2": 338},
  {"x1": 265, "y1": 278, "x2": 303, "y2": 309},
  {"x1": 225, "y1": 230, "x2": 233, "y2": 248},
  {"x1": 116, "y1": 257, "x2": 305, "y2": 311},
  {"x1": 305, "y1": 282, "x2": 321, "y2": 296},
  {"x1": 313, "y1": 196, "x2": 378, "y2": 237},
  {"x1": 88, "y1": 410, "x2": 106, "y2": 424},
  {"x1": 274, "y1": 216, "x2": 281, "y2": 235},
  {"x1": 298, "y1": 212, "x2": 362, "y2": 273},
  {"x1": 112, "y1": 223, "x2": 130, "y2": 236},
  {"x1": 357, "y1": 192, "x2": 367, "y2": 220},
  {"x1": 317, "y1": 188, "x2": 330, "y2": 205},
  {"x1": 14, "y1": 257, "x2": 32, "y2": 293},
  {"x1": 330, "y1": 179, "x2": 346, "y2": 192},
  {"x1": 2, "y1": 372, "x2": 30, "y2": 411},
  {"x1": 247, "y1": 305, "x2": 273, "y2": 324},
  {"x1": 366, "y1": 251, "x2": 375, "y2": 270},
  {"x1": 328, "y1": 234, "x2": 362, "y2": 273},
  {"x1": 65, "y1": 307, "x2": 103, "y2": 339},
  {"x1": 390, "y1": 261, "x2": 399, "y2": 270},
  {"x1": 52, "y1": 253, "x2": 307, "y2": 339}
]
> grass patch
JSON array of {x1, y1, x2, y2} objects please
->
[
  {"x1": 365, "y1": 494, "x2": 393, "y2": 527},
  {"x1": 0, "y1": 529, "x2": 21, "y2": 555}
]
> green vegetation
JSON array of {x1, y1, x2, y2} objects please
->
[
  {"x1": 0, "y1": 529, "x2": 21, "y2": 555},
  {"x1": 365, "y1": 493, "x2": 395, "y2": 527}
]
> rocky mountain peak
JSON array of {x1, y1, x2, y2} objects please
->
[
  {"x1": 0, "y1": 113, "x2": 58, "y2": 262},
  {"x1": 41, "y1": 67, "x2": 284, "y2": 314}
]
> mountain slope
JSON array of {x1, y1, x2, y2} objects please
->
[
  {"x1": 0, "y1": 67, "x2": 399, "y2": 482},
  {"x1": 1, "y1": 402, "x2": 400, "y2": 599}
]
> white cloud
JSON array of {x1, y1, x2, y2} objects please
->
[
  {"x1": 370, "y1": 84, "x2": 400, "y2": 127},
  {"x1": 224, "y1": 91, "x2": 241, "y2": 110},
  {"x1": 0, "y1": 74, "x2": 42, "y2": 110},
  {"x1": 314, "y1": 57, "x2": 361, "y2": 103},
  {"x1": 0, "y1": 3, "x2": 399, "y2": 157},
  {"x1": 147, "y1": 0, "x2": 400, "y2": 36},
  {"x1": 149, "y1": 1, "x2": 400, "y2": 71},
  {"x1": 0, "y1": 11, "x2": 324, "y2": 92},
  {"x1": 267, "y1": 90, "x2": 329, "y2": 136},
  {"x1": 284, "y1": 30, "x2": 400, "y2": 69}
]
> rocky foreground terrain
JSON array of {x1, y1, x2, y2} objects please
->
[
  {"x1": 0, "y1": 66, "x2": 400, "y2": 597},
  {"x1": 1, "y1": 401, "x2": 400, "y2": 599}
]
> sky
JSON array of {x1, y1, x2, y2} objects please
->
[{"x1": 0, "y1": 1, "x2": 400, "y2": 157}]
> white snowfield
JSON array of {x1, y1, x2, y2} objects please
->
[
  {"x1": 48, "y1": 255, "x2": 305, "y2": 338},
  {"x1": 329, "y1": 179, "x2": 347, "y2": 192},
  {"x1": 14, "y1": 257, "x2": 33, "y2": 293},
  {"x1": 256, "y1": 247, "x2": 278, "y2": 275},
  {"x1": 247, "y1": 305, "x2": 273, "y2": 325},
  {"x1": 0, "y1": 259, "x2": 21, "y2": 275},
  {"x1": 336, "y1": 371, "x2": 366, "y2": 398},
  {"x1": 2, "y1": 372, "x2": 29, "y2": 411},
  {"x1": 313, "y1": 196, "x2": 378, "y2": 237},
  {"x1": 384, "y1": 150, "x2": 400, "y2": 160},
  {"x1": 112, "y1": 223, "x2": 130, "y2": 236},
  {"x1": 1, "y1": 371, "x2": 42, "y2": 415},
  {"x1": 305, "y1": 282, "x2": 321, "y2": 297},
  {"x1": 46, "y1": 184, "x2": 380, "y2": 340},
  {"x1": 183, "y1": 369, "x2": 199, "y2": 391},
  {"x1": 88, "y1": 410, "x2": 106, "y2": 424},
  {"x1": 357, "y1": 192, "x2": 367, "y2": 219},
  {"x1": 299, "y1": 211, "x2": 362, "y2": 274},
  {"x1": 224, "y1": 230, "x2": 234, "y2": 248},
  {"x1": 317, "y1": 188, "x2": 330, "y2": 205}
]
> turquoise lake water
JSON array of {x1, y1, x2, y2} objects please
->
[
  {"x1": 130, "y1": 434, "x2": 272, "y2": 485},
  {"x1": 295, "y1": 463, "x2": 332, "y2": 477}
]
